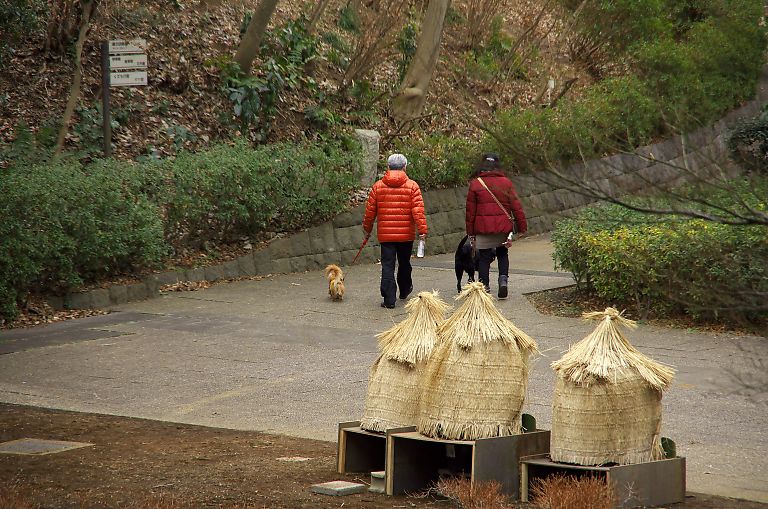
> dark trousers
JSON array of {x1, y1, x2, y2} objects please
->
[
  {"x1": 380, "y1": 241, "x2": 414, "y2": 306},
  {"x1": 478, "y1": 245, "x2": 509, "y2": 289}
]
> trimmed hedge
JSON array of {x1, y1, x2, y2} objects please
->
[
  {"x1": 0, "y1": 139, "x2": 362, "y2": 321},
  {"x1": 551, "y1": 178, "x2": 768, "y2": 325},
  {"x1": 0, "y1": 160, "x2": 167, "y2": 319}
]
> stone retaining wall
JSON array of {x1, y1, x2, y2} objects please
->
[{"x1": 59, "y1": 69, "x2": 768, "y2": 310}]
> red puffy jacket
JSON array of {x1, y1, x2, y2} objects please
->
[
  {"x1": 363, "y1": 170, "x2": 428, "y2": 242},
  {"x1": 466, "y1": 171, "x2": 527, "y2": 236}
]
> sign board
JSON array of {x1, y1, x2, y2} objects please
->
[
  {"x1": 110, "y1": 70, "x2": 148, "y2": 87},
  {"x1": 108, "y1": 39, "x2": 147, "y2": 54},
  {"x1": 109, "y1": 53, "x2": 147, "y2": 70}
]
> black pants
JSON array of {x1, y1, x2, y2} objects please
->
[
  {"x1": 380, "y1": 241, "x2": 414, "y2": 306},
  {"x1": 478, "y1": 245, "x2": 509, "y2": 290}
]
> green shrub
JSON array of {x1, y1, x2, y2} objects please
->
[
  {"x1": 389, "y1": 134, "x2": 475, "y2": 189},
  {"x1": 0, "y1": 160, "x2": 167, "y2": 320},
  {"x1": 493, "y1": 76, "x2": 658, "y2": 172},
  {"x1": 728, "y1": 108, "x2": 768, "y2": 174},
  {"x1": 551, "y1": 178, "x2": 768, "y2": 325},
  {"x1": 488, "y1": 0, "x2": 765, "y2": 173},
  {"x1": 161, "y1": 139, "x2": 362, "y2": 248}
]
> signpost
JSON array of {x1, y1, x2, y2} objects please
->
[{"x1": 101, "y1": 38, "x2": 148, "y2": 155}]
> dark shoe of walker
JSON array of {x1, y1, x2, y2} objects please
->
[
  {"x1": 400, "y1": 285, "x2": 413, "y2": 300},
  {"x1": 498, "y1": 275, "x2": 508, "y2": 299},
  {"x1": 381, "y1": 302, "x2": 395, "y2": 309}
]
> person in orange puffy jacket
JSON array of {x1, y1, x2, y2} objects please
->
[{"x1": 363, "y1": 154, "x2": 428, "y2": 309}]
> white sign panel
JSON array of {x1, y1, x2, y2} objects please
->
[
  {"x1": 108, "y1": 39, "x2": 147, "y2": 54},
  {"x1": 109, "y1": 53, "x2": 147, "y2": 69},
  {"x1": 110, "y1": 70, "x2": 147, "y2": 87}
]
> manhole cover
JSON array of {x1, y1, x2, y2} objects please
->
[{"x1": 0, "y1": 438, "x2": 93, "y2": 455}]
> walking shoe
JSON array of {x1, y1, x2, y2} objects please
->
[
  {"x1": 498, "y1": 275, "x2": 508, "y2": 299},
  {"x1": 381, "y1": 302, "x2": 395, "y2": 309},
  {"x1": 399, "y1": 285, "x2": 413, "y2": 300}
]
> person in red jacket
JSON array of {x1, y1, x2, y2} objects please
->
[
  {"x1": 465, "y1": 153, "x2": 527, "y2": 299},
  {"x1": 363, "y1": 154, "x2": 428, "y2": 309}
]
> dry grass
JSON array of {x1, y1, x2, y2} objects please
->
[
  {"x1": 530, "y1": 474, "x2": 615, "y2": 509},
  {"x1": 551, "y1": 307, "x2": 674, "y2": 391},
  {"x1": 436, "y1": 477, "x2": 514, "y2": 509},
  {"x1": 377, "y1": 290, "x2": 450, "y2": 365},
  {"x1": 0, "y1": 483, "x2": 39, "y2": 509}
]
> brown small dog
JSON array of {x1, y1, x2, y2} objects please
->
[{"x1": 324, "y1": 264, "x2": 345, "y2": 301}]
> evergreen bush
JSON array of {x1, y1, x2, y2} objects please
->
[{"x1": 551, "y1": 178, "x2": 768, "y2": 325}]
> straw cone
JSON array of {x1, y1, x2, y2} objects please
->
[
  {"x1": 378, "y1": 291, "x2": 451, "y2": 366},
  {"x1": 550, "y1": 307, "x2": 675, "y2": 466},
  {"x1": 360, "y1": 291, "x2": 449, "y2": 432},
  {"x1": 418, "y1": 282, "x2": 539, "y2": 440}
]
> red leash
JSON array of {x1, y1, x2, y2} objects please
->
[{"x1": 351, "y1": 235, "x2": 370, "y2": 265}]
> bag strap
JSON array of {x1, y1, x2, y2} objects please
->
[{"x1": 477, "y1": 177, "x2": 513, "y2": 222}]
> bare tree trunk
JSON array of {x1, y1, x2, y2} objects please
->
[
  {"x1": 54, "y1": 0, "x2": 97, "y2": 156},
  {"x1": 234, "y1": 0, "x2": 280, "y2": 74},
  {"x1": 391, "y1": 0, "x2": 450, "y2": 124},
  {"x1": 307, "y1": 0, "x2": 332, "y2": 35}
]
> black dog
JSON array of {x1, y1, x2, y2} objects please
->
[{"x1": 454, "y1": 235, "x2": 495, "y2": 293}]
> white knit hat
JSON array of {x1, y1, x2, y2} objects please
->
[{"x1": 387, "y1": 153, "x2": 408, "y2": 169}]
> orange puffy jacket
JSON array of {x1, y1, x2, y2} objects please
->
[{"x1": 362, "y1": 170, "x2": 428, "y2": 242}]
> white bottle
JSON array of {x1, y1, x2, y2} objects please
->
[{"x1": 416, "y1": 238, "x2": 426, "y2": 258}]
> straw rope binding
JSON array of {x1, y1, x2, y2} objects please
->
[
  {"x1": 549, "y1": 307, "x2": 673, "y2": 465},
  {"x1": 418, "y1": 282, "x2": 538, "y2": 440},
  {"x1": 361, "y1": 291, "x2": 450, "y2": 432}
]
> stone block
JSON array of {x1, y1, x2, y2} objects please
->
[
  {"x1": 204, "y1": 264, "x2": 225, "y2": 282},
  {"x1": 427, "y1": 235, "x2": 446, "y2": 255},
  {"x1": 333, "y1": 204, "x2": 364, "y2": 228},
  {"x1": 46, "y1": 295, "x2": 64, "y2": 310},
  {"x1": 289, "y1": 231, "x2": 312, "y2": 257},
  {"x1": 66, "y1": 291, "x2": 92, "y2": 310},
  {"x1": 126, "y1": 282, "x2": 149, "y2": 302},
  {"x1": 447, "y1": 208, "x2": 466, "y2": 233},
  {"x1": 311, "y1": 481, "x2": 367, "y2": 496},
  {"x1": 354, "y1": 129, "x2": 381, "y2": 188},
  {"x1": 252, "y1": 249, "x2": 273, "y2": 275},
  {"x1": 424, "y1": 192, "x2": 441, "y2": 214},
  {"x1": 290, "y1": 256, "x2": 309, "y2": 273},
  {"x1": 109, "y1": 284, "x2": 129, "y2": 304},
  {"x1": 428, "y1": 211, "x2": 450, "y2": 236},
  {"x1": 237, "y1": 253, "x2": 256, "y2": 276},
  {"x1": 272, "y1": 258, "x2": 292, "y2": 274},
  {"x1": 335, "y1": 226, "x2": 362, "y2": 252},
  {"x1": 269, "y1": 236, "x2": 293, "y2": 260},
  {"x1": 144, "y1": 277, "x2": 160, "y2": 296},
  {"x1": 90, "y1": 289, "x2": 111, "y2": 309},
  {"x1": 308, "y1": 222, "x2": 336, "y2": 254},
  {"x1": 152, "y1": 271, "x2": 182, "y2": 286},
  {"x1": 222, "y1": 259, "x2": 239, "y2": 279},
  {"x1": 305, "y1": 254, "x2": 325, "y2": 271},
  {"x1": 340, "y1": 249, "x2": 358, "y2": 266},
  {"x1": 185, "y1": 267, "x2": 206, "y2": 282}
]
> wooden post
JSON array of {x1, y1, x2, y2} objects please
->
[{"x1": 101, "y1": 40, "x2": 112, "y2": 156}]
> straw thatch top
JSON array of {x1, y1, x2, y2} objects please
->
[
  {"x1": 438, "y1": 282, "x2": 538, "y2": 353},
  {"x1": 551, "y1": 307, "x2": 675, "y2": 391},
  {"x1": 377, "y1": 291, "x2": 450, "y2": 366}
]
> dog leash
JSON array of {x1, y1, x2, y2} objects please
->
[{"x1": 351, "y1": 234, "x2": 370, "y2": 265}]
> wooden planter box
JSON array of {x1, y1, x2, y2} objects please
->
[{"x1": 520, "y1": 455, "x2": 686, "y2": 509}]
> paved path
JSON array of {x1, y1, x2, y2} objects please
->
[{"x1": 1, "y1": 234, "x2": 766, "y2": 502}]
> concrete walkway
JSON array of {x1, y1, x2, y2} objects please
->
[{"x1": 1, "y1": 234, "x2": 766, "y2": 502}]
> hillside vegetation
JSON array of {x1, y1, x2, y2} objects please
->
[{"x1": 0, "y1": 0, "x2": 765, "y2": 324}]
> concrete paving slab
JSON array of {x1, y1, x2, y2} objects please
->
[{"x1": 0, "y1": 234, "x2": 765, "y2": 502}]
